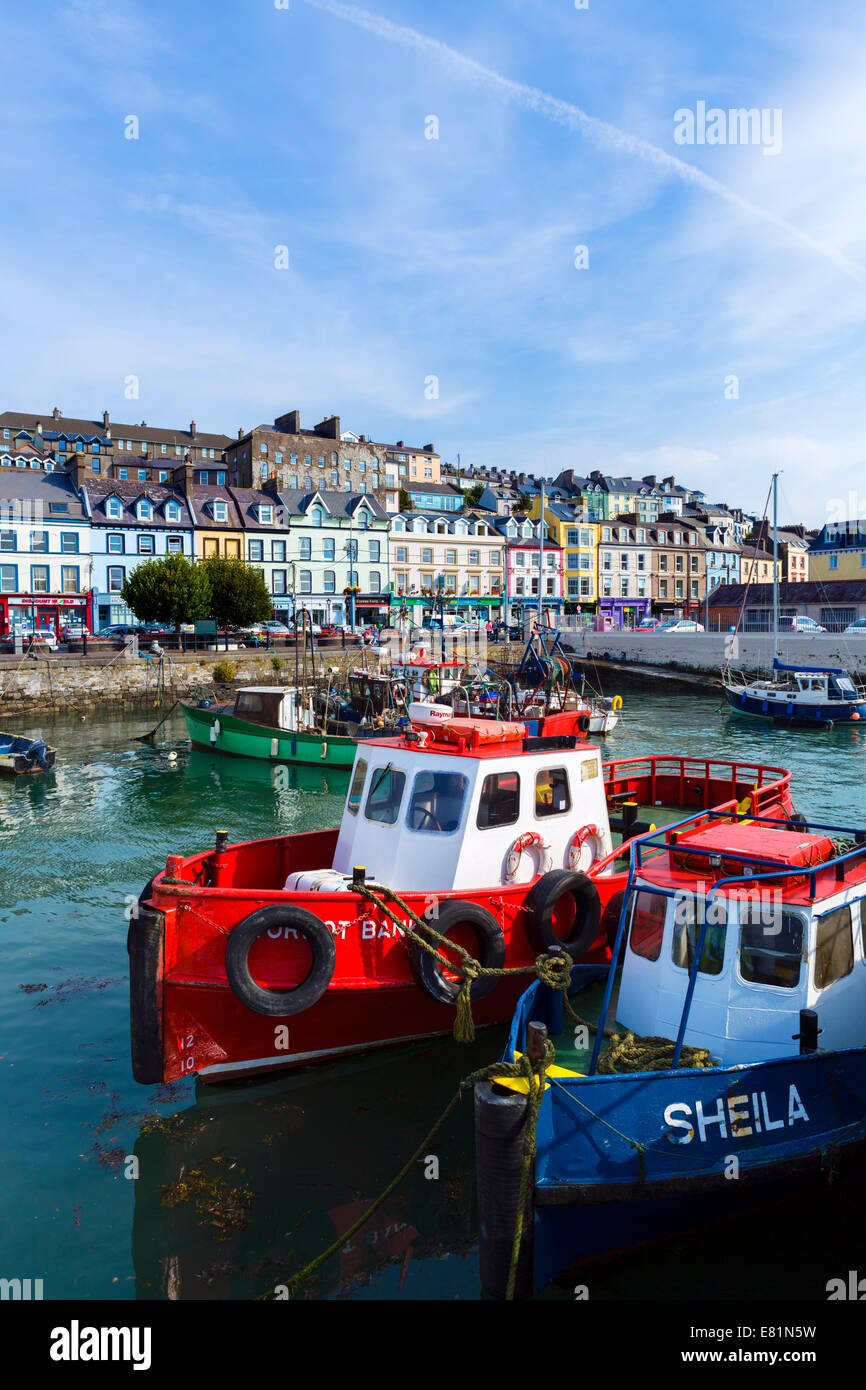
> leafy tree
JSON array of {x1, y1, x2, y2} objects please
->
[
  {"x1": 122, "y1": 553, "x2": 211, "y2": 629},
  {"x1": 514, "y1": 492, "x2": 532, "y2": 513},
  {"x1": 199, "y1": 555, "x2": 274, "y2": 628},
  {"x1": 463, "y1": 483, "x2": 485, "y2": 507},
  {"x1": 398, "y1": 488, "x2": 413, "y2": 511}
]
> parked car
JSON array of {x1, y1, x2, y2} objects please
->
[
  {"x1": 636, "y1": 617, "x2": 662, "y2": 632},
  {"x1": 654, "y1": 620, "x2": 705, "y2": 633},
  {"x1": 59, "y1": 622, "x2": 90, "y2": 640},
  {"x1": 13, "y1": 627, "x2": 58, "y2": 650},
  {"x1": 99, "y1": 624, "x2": 144, "y2": 638},
  {"x1": 843, "y1": 618, "x2": 866, "y2": 635},
  {"x1": 778, "y1": 615, "x2": 827, "y2": 633}
]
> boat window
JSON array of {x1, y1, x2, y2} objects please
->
[
  {"x1": 671, "y1": 895, "x2": 726, "y2": 976},
  {"x1": 535, "y1": 768, "x2": 571, "y2": 818},
  {"x1": 346, "y1": 758, "x2": 368, "y2": 816},
  {"x1": 235, "y1": 692, "x2": 265, "y2": 715},
  {"x1": 739, "y1": 911, "x2": 804, "y2": 988},
  {"x1": 814, "y1": 904, "x2": 854, "y2": 989},
  {"x1": 477, "y1": 771, "x2": 520, "y2": 829},
  {"x1": 628, "y1": 890, "x2": 666, "y2": 962},
  {"x1": 407, "y1": 771, "x2": 467, "y2": 833},
  {"x1": 365, "y1": 765, "x2": 406, "y2": 825}
]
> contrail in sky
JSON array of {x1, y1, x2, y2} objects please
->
[{"x1": 301, "y1": 0, "x2": 866, "y2": 285}]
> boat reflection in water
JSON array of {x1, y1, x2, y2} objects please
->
[
  {"x1": 185, "y1": 748, "x2": 351, "y2": 800},
  {"x1": 131, "y1": 1034, "x2": 496, "y2": 1300}
]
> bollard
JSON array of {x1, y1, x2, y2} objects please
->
[
  {"x1": 526, "y1": 1021, "x2": 548, "y2": 1065},
  {"x1": 474, "y1": 1083, "x2": 534, "y2": 1300},
  {"x1": 82, "y1": 632, "x2": 88, "y2": 657},
  {"x1": 793, "y1": 1008, "x2": 821, "y2": 1055}
]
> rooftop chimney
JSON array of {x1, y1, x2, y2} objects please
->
[
  {"x1": 173, "y1": 461, "x2": 195, "y2": 503},
  {"x1": 274, "y1": 410, "x2": 301, "y2": 434},
  {"x1": 314, "y1": 415, "x2": 340, "y2": 440},
  {"x1": 53, "y1": 407, "x2": 61, "y2": 420},
  {"x1": 103, "y1": 410, "x2": 110, "y2": 429},
  {"x1": 35, "y1": 420, "x2": 42, "y2": 435},
  {"x1": 190, "y1": 419, "x2": 197, "y2": 439},
  {"x1": 237, "y1": 428, "x2": 244, "y2": 440}
]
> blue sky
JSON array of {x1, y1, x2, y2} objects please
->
[{"x1": 1, "y1": 0, "x2": 865, "y2": 524}]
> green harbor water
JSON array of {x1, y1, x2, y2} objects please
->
[{"x1": 1, "y1": 693, "x2": 863, "y2": 1301}]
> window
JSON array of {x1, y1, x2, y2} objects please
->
[
  {"x1": 159, "y1": 470, "x2": 169, "y2": 483},
  {"x1": 61, "y1": 532, "x2": 79, "y2": 553},
  {"x1": 323, "y1": 538, "x2": 335, "y2": 561},
  {"x1": 469, "y1": 549, "x2": 480, "y2": 565},
  {"x1": 421, "y1": 547, "x2": 433, "y2": 565},
  {"x1": 739, "y1": 910, "x2": 803, "y2": 988},
  {"x1": 299, "y1": 569, "x2": 311, "y2": 593},
  {"x1": 369, "y1": 539, "x2": 380, "y2": 562},
  {"x1": 31, "y1": 565, "x2": 49, "y2": 593},
  {"x1": 311, "y1": 507, "x2": 324, "y2": 527},
  {"x1": 108, "y1": 534, "x2": 124, "y2": 554},
  {"x1": 629, "y1": 891, "x2": 666, "y2": 961},
  {"x1": 365, "y1": 766, "x2": 406, "y2": 825},
  {"x1": 118, "y1": 468, "x2": 128, "y2": 480},
  {"x1": 477, "y1": 771, "x2": 520, "y2": 829},
  {"x1": 212, "y1": 501, "x2": 227, "y2": 522},
  {"x1": 814, "y1": 905, "x2": 854, "y2": 989},
  {"x1": 167, "y1": 536, "x2": 183, "y2": 553},
  {"x1": 535, "y1": 767, "x2": 570, "y2": 818},
  {"x1": 323, "y1": 569, "x2": 335, "y2": 593},
  {"x1": 407, "y1": 771, "x2": 467, "y2": 833},
  {"x1": 347, "y1": 759, "x2": 368, "y2": 815},
  {"x1": 165, "y1": 502, "x2": 181, "y2": 522},
  {"x1": 272, "y1": 540, "x2": 286, "y2": 562},
  {"x1": 369, "y1": 570, "x2": 381, "y2": 591},
  {"x1": 248, "y1": 539, "x2": 264, "y2": 562},
  {"x1": 106, "y1": 498, "x2": 122, "y2": 518},
  {"x1": 138, "y1": 534, "x2": 155, "y2": 554},
  {"x1": 830, "y1": 555, "x2": 838, "y2": 570},
  {"x1": 0, "y1": 564, "x2": 17, "y2": 591},
  {"x1": 300, "y1": 537, "x2": 311, "y2": 560},
  {"x1": 61, "y1": 565, "x2": 80, "y2": 593},
  {"x1": 272, "y1": 570, "x2": 287, "y2": 595},
  {"x1": 138, "y1": 470, "x2": 147, "y2": 481},
  {"x1": 30, "y1": 531, "x2": 48, "y2": 552},
  {"x1": 203, "y1": 538, "x2": 219, "y2": 558},
  {"x1": 259, "y1": 504, "x2": 274, "y2": 524},
  {"x1": 671, "y1": 896, "x2": 726, "y2": 975},
  {"x1": 137, "y1": 501, "x2": 152, "y2": 521}
]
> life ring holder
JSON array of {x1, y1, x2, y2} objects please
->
[
  {"x1": 505, "y1": 831, "x2": 552, "y2": 882},
  {"x1": 566, "y1": 823, "x2": 601, "y2": 872}
]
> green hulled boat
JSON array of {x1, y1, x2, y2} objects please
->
[{"x1": 181, "y1": 686, "x2": 359, "y2": 769}]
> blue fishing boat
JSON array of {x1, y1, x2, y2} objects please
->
[
  {"x1": 722, "y1": 472, "x2": 866, "y2": 725},
  {"x1": 0, "y1": 732, "x2": 55, "y2": 775},
  {"x1": 475, "y1": 807, "x2": 866, "y2": 1297}
]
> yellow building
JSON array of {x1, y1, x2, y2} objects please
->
[
  {"x1": 187, "y1": 487, "x2": 245, "y2": 559},
  {"x1": 530, "y1": 499, "x2": 599, "y2": 608},
  {"x1": 740, "y1": 545, "x2": 781, "y2": 586},
  {"x1": 808, "y1": 522, "x2": 866, "y2": 582}
]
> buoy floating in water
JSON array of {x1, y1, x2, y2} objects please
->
[{"x1": 168, "y1": 751, "x2": 178, "y2": 762}]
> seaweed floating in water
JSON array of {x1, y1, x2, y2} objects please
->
[{"x1": 160, "y1": 1159, "x2": 255, "y2": 1240}]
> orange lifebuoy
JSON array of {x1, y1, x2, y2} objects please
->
[
  {"x1": 566, "y1": 823, "x2": 600, "y2": 872},
  {"x1": 505, "y1": 831, "x2": 552, "y2": 882}
]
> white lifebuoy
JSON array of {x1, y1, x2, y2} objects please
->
[
  {"x1": 566, "y1": 823, "x2": 600, "y2": 872},
  {"x1": 210, "y1": 718, "x2": 221, "y2": 744},
  {"x1": 505, "y1": 832, "x2": 552, "y2": 882}
]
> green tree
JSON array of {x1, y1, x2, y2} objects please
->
[
  {"x1": 398, "y1": 488, "x2": 413, "y2": 511},
  {"x1": 463, "y1": 483, "x2": 485, "y2": 507},
  {"x1": 121, "y1": 553, "x2": 211, "y2": 629},
  {"x1": 514, "y1": 492, "x2": 532, "y2": 513},
  {"x1": 199, "y1": 555, "x2": 274, "y2": 628}
]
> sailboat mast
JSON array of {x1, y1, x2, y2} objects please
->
[
  {"x1": 778, "y1": 472, "x2": 783, "y2": 667},
  {"x1": 538, "y1": 479, "x2": 545, "y2": 627}
]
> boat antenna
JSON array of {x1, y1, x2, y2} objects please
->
[
  {"x1": 538, "y1": 477, "x2": 544, "y2": 629},
  {"x1": 772, "y1": 470, "x2": 780, "y2": 669}
]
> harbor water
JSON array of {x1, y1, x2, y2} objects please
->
[{"x1": 1, "y1": 694, "x2": 863, "y2": 1301}]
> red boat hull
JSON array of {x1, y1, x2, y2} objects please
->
[{"x1": 130, "y1": 756, "x2": 796, "y2": 1084}]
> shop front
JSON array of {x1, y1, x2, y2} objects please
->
[
  {"x1": 0, "y1": 592, "x2": 90, "y2": 635},
  {"x1": 598, "y1": 596, "x2": 651, "y2": 630}
]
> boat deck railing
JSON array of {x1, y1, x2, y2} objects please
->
[{"x1": 590, "y1": 808, "x2": 866, "y2": 1077}]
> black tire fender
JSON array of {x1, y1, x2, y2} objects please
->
[
  {"x1": 577, "y1": 713, "x2": 591, "y2": 733},
  {"x1": 409, "y1": 900, "x2": 505, "y2": 1006},
  {"x1": 225, "y1": 905, "x2": 336, "y2": 1017},
  {"x1": 524, "y1": 869, "x2": 601, "y2": 959}
]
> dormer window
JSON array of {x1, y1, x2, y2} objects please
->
[
  {"x1": 106, "y1": 497, "x2": 122, "y2": 519},
  {"x1": 212, "y1": 501, "x2": 227, "y2": 523},
  {"x1": 136, "y1": 500, "x2": 153, "y2": 521},
  {"x1": 310, "y1": 507, "x2": 323, "y2": 527},
  {"x1": 164, "y1": 501, "x2": 181, "y2": 522},
  {"x1": 259, "y1": 504, "x2": 274, "y2": 524}
]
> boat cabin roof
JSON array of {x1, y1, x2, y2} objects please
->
[{"x1": 356, "y1": 718, "x2": 572, "y2": 761}]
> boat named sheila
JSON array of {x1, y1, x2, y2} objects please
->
[{"x1": 475, "y1": 807, "x2": 866, "y2": 1296}]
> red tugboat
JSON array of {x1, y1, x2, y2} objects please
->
[{"x1": 129, "y1": 707, "x2": 796, "y2": 1084}]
